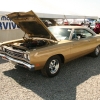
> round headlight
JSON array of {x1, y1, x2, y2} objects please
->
[
  {"x1": 0, "y1": 46, "x2": 2, "y2": 50},
  {"x1": 24, "y1": 53, "x2": 30, "y2": 60},
  {"x1": 27, "y1": 55, "x2": 30, "y2": 60},
  {"x1": 24, "y1": 54, "x2": 27, "y2": 59}
]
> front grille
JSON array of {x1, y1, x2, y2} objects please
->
[{"x1": 5, "y1": 48, "x2": 24, "y2": 58}]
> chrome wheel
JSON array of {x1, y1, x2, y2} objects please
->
[
  {"x1": 91, "y1": 46, "x2": 100, "y2": 57},
  {"x1": 95, "y1": 47, "x2": 99, "y2": 56},
  {"x1": 49, "y1": 59, "x2": 59, "y2": 74},
  {"x1": 41, "y1": 55, "x2": 61, "y2": 77}
]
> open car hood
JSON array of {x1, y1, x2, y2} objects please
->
[{"x1": 7, "y1": 10, "x2": 57, "y2": 41}]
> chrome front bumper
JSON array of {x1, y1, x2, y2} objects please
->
[{"x1": 0, "y1": 53, "x2": 35, "y2": 71}]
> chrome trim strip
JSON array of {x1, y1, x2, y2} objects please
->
[
  {"x1": 3, "y1": 46, "x2": 25, "y2": 53},
  {"x1": 0, "y1": 53, "x2": 35, "y2": 70}
]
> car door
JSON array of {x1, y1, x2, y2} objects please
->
[
  {"x1": 70, "y1": 28, "x2": 92, "y2": 59},
  {"x1": 81, "y1": 29, "x2": 97, "y2": 52}
]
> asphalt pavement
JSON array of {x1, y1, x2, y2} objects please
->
[{"x1": 0, "y1": 55, "x2": 100, "y2": 100}]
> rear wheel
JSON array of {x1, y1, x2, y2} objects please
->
[
  {"x1": 41, "y1": 55, "x2": 61, "y2": 77},
  {"x1": 91, "y1": 46, "x2": 100, "y2": 57}
]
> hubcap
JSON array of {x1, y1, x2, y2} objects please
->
[
  {"x1": 49, "y1": 59, "x2": 59, "y2": 74},
  {"x1": 95, "y1": 47, "x2": 99, "y2": 55}
]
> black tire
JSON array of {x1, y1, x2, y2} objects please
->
[
  {"x1": 14, "y1": 64, "x2": 21, "y2": 69},
  {"x1": 91, "y1": 46, "x2": 100, "y2": 57},
  {"x1": 14, "y1": 64, "x2": 24, "y2": 69},
  {"x1": 41, "y1": 55, "x2": 61, "y2": 77}
]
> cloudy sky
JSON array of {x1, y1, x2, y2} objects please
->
[{"x1": 0, "y1": 0, "x2": 100, "y2": 17}]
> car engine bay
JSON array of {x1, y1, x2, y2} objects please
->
[{"x1": 5, "y1": 37, "x2": 56, "y2": 51}]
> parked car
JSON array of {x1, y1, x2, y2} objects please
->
[
  {"x1": 0, "y1": 10, "x2": 100, "y2": 77},
  {"x1": 93, "y1": 22, "x2": 100, "y2": 34}
]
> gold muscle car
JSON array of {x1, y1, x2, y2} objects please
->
[{"x1": 0, "y1": 10, "x2": 100, "y2": 77}]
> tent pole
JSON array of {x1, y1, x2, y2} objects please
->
[{"x1": 64, "y1": 15, "x2": 70, "y2": 25}]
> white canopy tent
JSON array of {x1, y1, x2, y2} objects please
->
[
  {"x1": 33, "y1": 12, "x2": 98, "y2": 19},
  {"x1": 0, "y1": 11, "x2": 98, "y2": 42},
  {"x1": 0, "y1": 11, "x2": 98, "y2": 19}
]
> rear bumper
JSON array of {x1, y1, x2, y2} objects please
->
[{"x1": 0, "y1": 53, "x2": 35, "y2": 71}]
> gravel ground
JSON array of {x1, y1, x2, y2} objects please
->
[{"x1": 0, "y1": 55, "x2": 100, "y2": 100}]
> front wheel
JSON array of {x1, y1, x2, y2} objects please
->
[
  {"x1": 41, "y1": 55, "x2": 61, "y2": 77},
  {"x1": 91, "y1": 46, "x2": 100, "y2": 57}
]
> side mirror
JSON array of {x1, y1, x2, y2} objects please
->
[{"x1": 73, "y1": 36, "x2": 81, "y2": 40}]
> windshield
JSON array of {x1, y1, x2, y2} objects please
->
[{"x1": 48, "y1": 27, "x2": 72, "y2": 40}]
